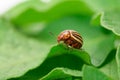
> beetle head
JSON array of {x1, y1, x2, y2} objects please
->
[{"x1": 57, "y1": 30, "x2": 70, "y2": 43}]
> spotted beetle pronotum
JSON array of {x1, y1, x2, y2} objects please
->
[{"x1": 57, "y1": 30, "x2": 83, "y2": 49}]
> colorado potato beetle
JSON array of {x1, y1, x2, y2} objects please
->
[{"x1": 57, "y1": 30, "x2": 83, "y2": 49}]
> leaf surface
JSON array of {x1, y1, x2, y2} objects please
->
[
  {"x1": 0, "y1": 19, "x2": 50, "y2": 80},
  {"x1": 100, "y1": 50, "x2": 119, "y2": 80},
  {"x1": 40, "y1": 67, "x2": 82, "y2": 80},
  {"x1": 83, "y1": 65, "x2": 113, "y2": 80},
  {"x1": 101, "y1": 10, "x2": 120, "y2": 36},
  {"x1": 116, "y1": 45, "x2": 120, "y2": 80}
]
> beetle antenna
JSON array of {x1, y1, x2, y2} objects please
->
[{"x1": 49, "y1": 32, "x2": 57, "y2": 38}]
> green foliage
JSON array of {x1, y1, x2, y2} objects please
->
[
  {"x1": 40, "y1": 68, "x2": 82, "y2": 80},
  {"x1": 0, "y1": 0, "x2": 120, "y2": 80},
  {"x1": 116, "y1": 45, "x2": 120, "y2": 80},
  {"x1": 0, "y1": 19, "x2": 50, "y2": 80},
  {"x1": 101, "y1": 10, "x2": 120, "y2": 36},
  {"x1": 83, "y1": 65, "x2": 112, "y2": 80}
]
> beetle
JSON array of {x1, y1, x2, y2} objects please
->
[{"x1": 57, "y1": 30, "x2": 83, "y2": 49}]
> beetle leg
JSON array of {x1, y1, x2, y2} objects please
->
[{"x1": 71, "y1": 43, "x2": 79, "y2": 49}]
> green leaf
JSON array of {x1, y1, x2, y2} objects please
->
[
  {"x1": 10, "y1": 49, "x2": 85, "y2": 80},
  {"x1": 86, "y1": 0, "x2": 120, "y2": 35},
  {"x1": 86, "y1": 34, "x2": 115, "y2": 66},
  {"x1": 116, "y1": 45, "x2": 120, "y2": 80},
  {"x1": 100, "y1": 59, "x2": 119, "y2": 80},
  {"x1": 101, "y1": 9, "x2": 120, "y2": 36},
  {"x1": 48, "y1": 44, "x2": 91, "y2": 64},
  {"x1": 3, "y1": 0, "x2": 93, "y2": 25},
  {"x1": 83, "y1": 65, "x2": 113, "y2": 80},
  {"x1": 88, "y1": 0, "x2": 120, "y2": 36},
  {"x1": 84, "y1": 0, "x2": 120, "y2": 12},
  {"x1": 3, "y1": 0, "x2": 93, "y2": 35},
  {"x1": 91, "y1": 12, "x2": 101, "y2": 26},
  {"x1": 40, "y1": 67, "x2": 82, "y2": 80},
  {"x1": 100, "y1": 50, "x2": 119, "y2": 80},
  {"x1": 0, "y1": 19, "x2": 51, "y2": 79}
]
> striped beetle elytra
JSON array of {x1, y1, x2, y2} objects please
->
[{"x1": 57, "y1": 30, "x2": 83, "y2": 49}]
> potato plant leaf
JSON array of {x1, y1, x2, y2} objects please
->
[
  {"x1": 48, "y1": 44, "x2": 91, "y2": 64},
  {"x1": 101, "y1": 10, "x2": 120, "y2": 36},
  {"x1": 100, "y1": 59, "x2": 119, "y2": 80},
  {"x1": 88, "y1": 0, "x2": 120, "y2": 36},
  {"x1": 83, "y1": 65, "x2": 113, "y2": 80},
  {"x1": 9, "y1": 47, "x2": 85, "y2": 80},
  {"x1": 116, "y1": 45, "x2": 120, "y2": 80},
  {"x1": 40, "y1": 67, "x2": 82, "y2": 80},
  {"x1": 100, "y1": 50, "x2": 119, "y2": 80},
  {"x1": 3, "y1": 0, "x2": 93, "y2": 33},
  {"x1": 0, "y1": 19, "x2": 50, "y2": 80},
  {"x1": 84, "y1": 0, "x2": 120, "y2": 12}
]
